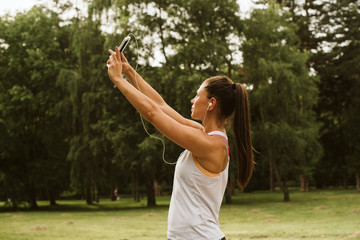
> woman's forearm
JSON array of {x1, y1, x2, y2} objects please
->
[
  {"x1": 108, "y1": 48, "x2": 204, "y2": 133},
  {"x1": 124, "y1": 68, "x2": 165, "y2": 107},
  {"x1": 124, "y1": 68, "x2": 203, "y2": 131},
  {"x1": 113, "y1": 76, "x2": 160, "y2": 122}
]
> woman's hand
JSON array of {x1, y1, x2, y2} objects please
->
[
  {"x1": 119, "y1": 52, "x2": 132, "y2": 75},
  {"x1": 107, "y1": 46, "x2": 123, "y2": 84},
  {"x1": 107, "y1": 47, "x2": 133, "y2": 85}
]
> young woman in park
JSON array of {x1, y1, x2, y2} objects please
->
[{"x1": 107, "y1": 46, "x2": 255, "y2": 240}]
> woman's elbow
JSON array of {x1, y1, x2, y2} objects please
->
[{"x1": 143, "y1": 105, "x2": 160, "y2": 123}]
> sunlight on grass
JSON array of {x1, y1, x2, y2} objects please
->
[{"x1": 1, "y1": 189, "x2": 359, "y2": 240}]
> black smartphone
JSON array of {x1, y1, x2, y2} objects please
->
[{"x1": 119, "y1": 36, "x2": 131, "y2": 52}]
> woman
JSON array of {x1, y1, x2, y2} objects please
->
[{"x1": 107, "y1": 46, "x2": 254, "y2": 240}]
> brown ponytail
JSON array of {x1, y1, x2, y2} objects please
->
[
  {"x1": 233, "y1": 83, "x2": 254, "y2": 190},
  {"x1": 205, "y1": 76, "x2": 254, "y2": 190}
]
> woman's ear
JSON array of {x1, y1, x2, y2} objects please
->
[{"x1": 208, "y1": 97, "x2": 217, "y2": 110}]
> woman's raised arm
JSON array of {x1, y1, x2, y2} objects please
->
[
  {"x1": 107, "y1": 47, "x2": 218, "y2": 160},
  {"x1": 118, "y1": 52, "x2": 203, "y2": 131}
]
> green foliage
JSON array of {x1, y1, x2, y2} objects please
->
[
  {"x1": 101, "y1": 0, "x2": 245, "y2": 204},
  {"x1": 311, "y1": 0, "x2": 360, "y2": 187},
  {"x1": 0, "y1": 7, "x2": 70, "y2": 208},
  {"x1": 243, "y1": 1, "x2": 322, "y2": 200},
  {"x1": 0, "y1": 0, "x2": 358, "y2": 209},
  {"x1": 55, "y1": 17, "x2": 114, "y2": 204}
]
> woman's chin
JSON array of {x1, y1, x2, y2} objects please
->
[{"x1": 191, "y1": 114, "x2": 200, "y2": 121}]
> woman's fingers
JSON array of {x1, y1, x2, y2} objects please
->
[
  {"x1": 120, "y1": 52, "x2": 127, "y2": 62},
  {"x1": 107, "y1": 48, "x2": 118, "y2": 69},
  {"x1": 115, "y1": 46, "x2": 121, "y2": 61},
  {"x1": 108, "y1": 49, "x2": 117, "y2": 62},
  {"x1": 108, "y1": 47, "x2": 122, "y2": 64},
  {"x1": 107, "y1": 47, "x2": 125, "y2": 73}
]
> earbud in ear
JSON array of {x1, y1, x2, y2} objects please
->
[{"x1": 208, "y1": 102, "x2": 212, "y2": 107}]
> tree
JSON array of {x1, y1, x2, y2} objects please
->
[
  {"x1": 242, "y1": 1, "x2": 322, "y2": 201},
  {"x1": 311, "y1": 0, "x2": 360, "y2": 190},
  {"x1": 93, "y1": 0, "x2": 246, "y2": 204},
  {"x1": 56, "y1": 14, "x2": 115, "y2": 204},
  {"x1": 0, "y1": 7, "x2": 70, "y2": 208}
]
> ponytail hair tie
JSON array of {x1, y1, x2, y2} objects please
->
[{"x1": 232, "y1": 83, "x2": 236, "y2": 90}]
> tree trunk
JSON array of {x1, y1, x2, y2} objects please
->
[
  {"x1": 49, "y1": 189, "x2": 57, "y2": 206},
  {"x1": 29, "y1": 189, "x2": 38, "y2": 209},
  {"x1": 30, "y1": 198, "x2": 38, "y2": 209},
  {"x1": 300, "y1": 174, "x2": 309, "y2": 192},
  {"x1": 93, "y1": 183, "x2": 99, "y2": 203},
  {"x1": 158, "y1": 9, "x2": 168, "y2": 65},
  {"x1": 300, "y1": 175, "x2": 305, "y2": 191},
  {"x1": 86, "y1": 182, "x2": 92, "y2": 205},
  {"x1": 272, "y1": 162, "x2": 284, "y2": 192},
  {"x1": 305, "y1": 175, "x2": 309, "y2": 191},
  {"x1": 28, "y1": 184, "x2": 38, "y2": 209},
  {"x1": 154, "y1": 180, "x2": 163, "y2": 196},
  {"x1": 225, "y1": 180, "x2": 233, "y2": 204},
  {"x1": 230, "y1": 175, "x2": 236, "y2": 195},
  {"x1": 273, "y1": 162, "x2": 290, "y2": 201},
  {"x1": 356, "y1": 169, "x2": 360, "y2": 193},
  {"x1": 146, "y1": 176, "x2": 156, "y2": 207},
  {"x1": 343, "y1": 172, "x2": 348, "y2": 189},
  {"x1": 269, "y1": 161, "x2": 275, "y2": 192},
  {"x1": 132, "y1": 170, "x2": 140, "y2": 202},
  {"x1": 300, "y1": 149, "x2": 309, "y2": 191},
  {"x1": 283, "y1": 180, "x2": 290, "y2": 202},
  {"x1": 110, "y1": 162, "x2": 116, "y2": 201},
  {"x1": 227, "y1": 62, "x2": 232, "y2": 79}
]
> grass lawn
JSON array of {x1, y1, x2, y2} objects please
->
[{"x1": 0, "y1": 188, "x2": 359, "y2": 240}]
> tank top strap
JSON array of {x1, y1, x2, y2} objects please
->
[
  {"x1": 208, "y1": 130, "x2": 228, "y2": 140},
  {"x1": 208, "y1": 131, "x2": 229, "y2": 155}
]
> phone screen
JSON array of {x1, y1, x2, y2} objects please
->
[{"x1": 119, "y1": 36, "x2": 131, "y2": 52}]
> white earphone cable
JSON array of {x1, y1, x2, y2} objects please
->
[{"x1": 126, "y1": 33, "x2": 176, "y2": 165}]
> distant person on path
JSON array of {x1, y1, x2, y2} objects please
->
[{"x1": 107, "y1": 46, "x2": 255, "y2": 240}]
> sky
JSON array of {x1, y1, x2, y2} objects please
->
[
  {"x1": 0, "y1": 0, "x2": 256, "y2": 66},
  {"x1": 0, "y1": 0, "x2": 39, "y2": 15},
  {"x1": 0, "y1": 0, "x2": 256, "y2": 17}
]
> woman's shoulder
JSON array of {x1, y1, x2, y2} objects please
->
[{"x1": 208, "y1": 130, "x2": 227, "y2": 139}]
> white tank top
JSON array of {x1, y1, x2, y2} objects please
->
[{"x1": 167, "y1": 131, "x2": 229, "y2": 240}]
